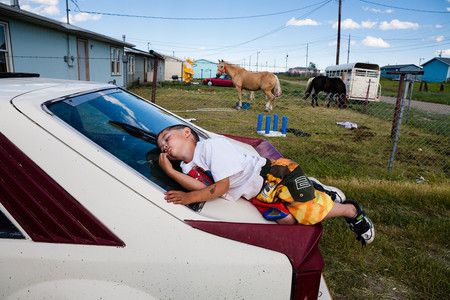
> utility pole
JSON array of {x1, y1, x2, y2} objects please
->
[
  {"x1": 256, "y1": 51, "x2": 260, "y2": 72},
  {"x1": 336, "y1": 0, "x2": 342, "y2": 65},
  {"x1": 65, "y1": 0, "x2": 70, "y2": 24},
  {"x1": 306, "y1": 43, "x2": 309, "y2": 76},
  {"x1": 285, "y1": 54, "x2": 288, "y2": 72},
  {"x1": 347, "y1": 34, "x2": 351, "y2": 64}
]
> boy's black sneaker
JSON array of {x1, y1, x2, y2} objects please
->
[
  {"x1": 343, "y1": 199, "x2": 375, "y2": 246},
  {"x1": 309, "y1": 177, "x2": 346, "y2": 203}
]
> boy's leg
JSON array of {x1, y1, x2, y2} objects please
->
[
  {"x1": 276, "y1": 214, "x2": 297, "y2": 225},
  {"x1": 309, "y1": 177, "x2": 346, "y2": 203},
  {"x1": 323, "y1": 202, "x2": 356, "y2": 219},
  {"x1": 326, "y1": 199, "x2": 375, "y2": 246}
]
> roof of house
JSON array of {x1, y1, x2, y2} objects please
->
[
  {"x1": 380, "y1": 64, "x2": 420, "y2": 70},
  {"x1": 124, "y1": 47, "x2": 164, "y2": 59},
  {"x1": 193, "y1": 59, "x2": 217, "y2": 64},
  {"x1": 422, "y1": 57, "x2": 450, "y2": 66},
  {"x1": 0, "y1": 3, "x2": 134, "y2": 48}
]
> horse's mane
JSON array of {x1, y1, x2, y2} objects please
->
[{"x1": 220, "y1": 60, "x2": 241, "y2": 69}]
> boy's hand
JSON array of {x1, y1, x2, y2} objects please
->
[
  {"x1": 164, "y1": 190, "x2": 196, "y2": 205},
  {"x1": 159, "y1": 153, "x2": 174, "y2": 174}
]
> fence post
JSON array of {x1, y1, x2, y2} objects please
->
[
  {"x1": 405, "y1": 81, "x2": 414, "y2": 124},
  {"x1": 391, "y1": 74, "x2": 405, "y2": 138},
  {"x1": 389, "y1": 80, "x2": 410, "y2": 172}
]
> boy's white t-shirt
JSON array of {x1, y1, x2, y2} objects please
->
[{"x1": 180, "y1": 138, "x2": 267, "y2": 202}]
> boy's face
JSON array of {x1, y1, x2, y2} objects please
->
[{"x1": 157, "y1": 127, "x2": 192, "y2": 161}]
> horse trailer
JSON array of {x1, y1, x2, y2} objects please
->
[{"x1": 325, "y1": 62, "x2": 381, "y2": 102}]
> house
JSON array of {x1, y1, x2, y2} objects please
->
[
  {"x1": 288, "y1": 67, "x2": 320, "y2": 77},
  {"x1": 421, "y1": 57, "x2": 450, "y2": 82},
  {"x1": 0, "y1": 2, "x2": 134, "y2": 87},
  {"x1": 124, "y1": 48, "x2": 165, "y2": 87},
  {"x1": 163, "y1": 55, "x2": 184, "y2": 81},
  {"x1": 193, "y1": 59, "x2": 217, "y2": 79},
  {"x1": 380, "y1": 64, "x2": 422, "y2": 80}
]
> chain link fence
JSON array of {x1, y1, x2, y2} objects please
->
[{"x1": 130, "y1": 82, "x2": 449, "y2": 183}]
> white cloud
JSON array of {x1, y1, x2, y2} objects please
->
[
  {"x1": 24, "y1": 0, "x2": 59, "y2": 5},
  {"x1": 333, "y1": 18, "x2": 360, "y2": 29},
  {"x1": 362, "y1": 6, "x2": 393, "y2": 13},
  {"x1": 361, "y1": 20, "x2": 377, "y2": 28},
  {"x1": 17, "y1": 0, "x2": 60, "y2": 16},
  {"x1": 21, "y1": 4, "x2": 59, "y2": 16},
  {"x1": 436, "y1": 36, "x2": 444, "y2": 42},
  {"x1": 286, "y1": 18, "x2": 320, "y2": 26},
  {"x1": 332, "y1": 19, "x2": 377, "y2": 29},
  {"x1": 73, "y1": 12, "x2": 102, "y2": 22},
  {"x1": 362, "y1": 36, "x2": 390, "y2": 48},
  {"x1": 60, "y1": 13, "x2": 102, "y2": 24},
  {"x1": 379, "y1": 19, "x2": 419, "y2": 30},
  {"x1": 447, "y1": 7, "x2": 450, "y2": 12},
  {"x1": 436, "y1": 24, "x2": 442, "y2": 28},
  {"x1": 437, "y1": 49, "x2": 450, "y2": 56}
]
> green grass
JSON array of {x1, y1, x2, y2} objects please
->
[
  {"x1": 130, "y1": 85, "x2": 449, "y2": 299},
  {"x1": 319, "y1": 179, "x2": 449, "y2": 300},
  {"x1": 380, "y1": 78, "x2": 450, "y2": 105}
]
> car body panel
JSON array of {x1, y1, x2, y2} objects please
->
[
  {"x1": 202, "y1": 75, "x2": 233, "y2": 87},
  {"x1": 0, "y1": 77, "x2": 326, "y2": 299}
]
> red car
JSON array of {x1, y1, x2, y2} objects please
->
[{"x1": 202, "y1": 74, "x2": 234, "y2": 87}]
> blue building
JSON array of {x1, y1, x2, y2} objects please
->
[
  {"x1": 380, "y1": 64, "x2": 421, "y2": 80},
  {"x1": 421, "y1": 57, "x2": 450, "y2": 82},
  {"x1": 193, "y1": 59, "x2": 217, "y2": 79},
  {"x1": 0, "y1": 2, "x2": 133, "y2": 87}
]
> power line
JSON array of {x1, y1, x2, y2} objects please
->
[
  {"x1": 203, "y1": 0, "x2": 332, "y2": 56},
  {"x1": 75, "y1": 1, "x2": 331, "y2": 21},
  {"x1": 360, "y1": 0, "x2": 450, "y2": 14}
]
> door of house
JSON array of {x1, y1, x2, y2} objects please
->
[{"x1": 77, "y1": 39, "x2": 90, "y2": 81}]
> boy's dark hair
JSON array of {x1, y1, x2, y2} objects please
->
[{"x1": 156, "y1": 124, "x2": 199, "y2": 145}]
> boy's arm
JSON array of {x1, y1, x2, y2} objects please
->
[
  {"x1": 164, "y1": 178, "x2": 229, "y2": 205},
  {"x1": 159, "y1": 153, "x2": 207, "y2": 191}
]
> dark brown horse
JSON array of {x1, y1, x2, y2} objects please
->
[
  {"x1": 217, "y1": 60, "x2": 281, "y2": 111},
  {"x1": 304, "y1": 76, "x2": 347, "y2": 108}
]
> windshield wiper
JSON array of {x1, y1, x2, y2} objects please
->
[{"x1": 109, "y1": 120, "x2": 156, "y2": 143}]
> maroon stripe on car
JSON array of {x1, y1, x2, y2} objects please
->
[
  {"x1": 0, "y1": 132, "x2": 124, "y2": 246},
  {"x1": 185, "y1": 220, "x2": 323, "y2": 300}
]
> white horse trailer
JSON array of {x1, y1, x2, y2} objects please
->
[{"x1": 325, "y1": 62, "x2": 381, "y2": 102}]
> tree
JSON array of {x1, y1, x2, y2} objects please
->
[{"x1": 309, "y1": 62, "x2": 317, "y2": 69}]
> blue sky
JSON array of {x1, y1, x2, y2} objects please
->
[{"x1": 4, "y1": 0, "x2": 450, "y2": 71}]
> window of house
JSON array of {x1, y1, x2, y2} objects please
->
[
  {"x1": 128, "y1": 55, "x2": 135, "y2": 75},
  {"x1": 0, "y1": 21, "x2": 13, "y2": 72},
  {"x1": 110, "y1": 47, "x2": 121, "y2": 76}
]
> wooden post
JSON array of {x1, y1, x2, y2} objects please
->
[
  {"x1": 391, "y1": 74, "x2": 405, "y2": 138},
  {"x1": 151, "y1": 58, "x2": 158, "y2": 103}
]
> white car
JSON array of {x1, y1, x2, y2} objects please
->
[{"x1": 0, "y1": 76, "x2": 329, "y2": 300}]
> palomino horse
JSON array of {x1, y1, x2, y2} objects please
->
[
  {"x1": 216, "y1": 60, "x2": 281, "y2": 111},
  {"x1": 304, "y1": 76, "x2": 347, "y2": 108}
]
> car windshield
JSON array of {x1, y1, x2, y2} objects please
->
[{"x1": 46, "y1": 88, "x2": 204, "y2": 191}]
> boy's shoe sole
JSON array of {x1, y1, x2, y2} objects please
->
[
  {"x1": 309, "y1": 177, "x2": 346, "y2": 203},
  {"x1": 343, "y1": 199, "x2": 375, "y2": 246}
]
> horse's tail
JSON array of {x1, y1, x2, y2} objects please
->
[
  {"x1": 304, "y1": 77, "x2": 314, "y2": 99},
  {"x1": 272, "y1": 76, "x2": 282, "y2": 98}
]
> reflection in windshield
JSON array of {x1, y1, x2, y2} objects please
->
[{"x1": 47, "y1": 88, "x2": 201, "y2": 191}]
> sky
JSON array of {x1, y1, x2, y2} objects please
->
[{"x1": 3, "y1": 0, "x2": 450, "y2": 72}]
